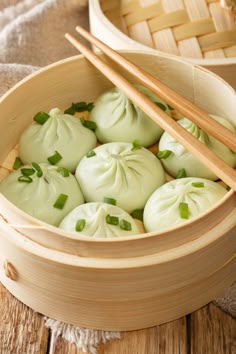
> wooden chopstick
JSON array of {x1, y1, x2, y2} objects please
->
[
  {"x1": 75, "y1": 25, "x2": 236, "y2": 153},
  {"x1": 65, "y1": 32, "x2": 236, "y2": 191}
]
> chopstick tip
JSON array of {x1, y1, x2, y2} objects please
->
[
  {"x1": 75, "y1": 25, "x2": 84, "y2": 34},
  {"x1": 65, "y1": 32, "x2": 75, "y2": 45}
]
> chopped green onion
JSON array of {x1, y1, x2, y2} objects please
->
[
  {"x1": 192, "y1": 182, "x2": 205, "y2": 188},
  {"x1": 57, "y1": 167, "x2": 70, "y2": 177},
  {"x1": 18, "y1": 176, "x2": 33, "y2": 183},
  {"x1": 33, "y1": 111, "x2": 50, "y2": 125},
  {"x1": 179, "y1": 202, "x2": 189, "y2": 219},
  {"x1": 13, "y1": 157, "x2": 23, "y2": 170},
  {"x1": 64, "y1": 102, "x2": 94, "y2": 115},
  {"x1": 75, "y1": 219, "x2": 86, "y2": 232},
  {"x1": 64, "y1": 106, "x2": 75, "y2": 115},
  {"x1": 48, "y1": 151, "x2": 62, "y2": 165},
  {"x1": 106, "y1": 214, "x2": 119, "y2": 226},
  {"x1": 81, "y1": 118, "x2": 97, "y2": 131},
  {"x1": 120, "y1": 219, "x2": 132, "y2": 231},
  {"x1": 64, "y1": 102, "x2": 87, "y2": 115},
  {"x1": 176, "y1": 168, "x2": 187, "y2": 179},
  {"x1": 104, "y1": 197, "x2": 116, "y2": 206},
  {"x1": 53, "y1": 194, "x2": 68, "y2": 209},
  {"x1": 87, "y1": 102, "x2": 95, "y2": 112},
  {"x1": 155, "y1": 102, "x2": 166, "y2": 111},
  {"x1": 167, "y1": 104, "x2": 174, "y2": 110},
  {"x1": 86, "y1": 150, "x2": 96, "y2": 158},
  {"x1": 131, "y1": 139, "x2": 142, "y2": 151},
  {"x1": 21, "y1": 168, "x2": 35, "y2": 177},
  {"x1": 130, "y1": 209, "x2": 144, "y2": 221},
  {"x1": 32, "y1": 162, "x2": 43, "y2": 177},
  {"x1": 157, "y1": 150, "x2": 172, "y2": 159},
  {"x1": 73, "y1": 102, "x2": 90, "y2": 112},
  {"x1": 226, "y1": 186, "x2": 231, "y2": 191}
]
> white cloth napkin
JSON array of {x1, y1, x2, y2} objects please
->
[
  {"x1": 0, "y1": 1, "x2": 235, "y2": 353},
  {"x1": 0, "y1": 0, "x2": 89, "y2": 66}
]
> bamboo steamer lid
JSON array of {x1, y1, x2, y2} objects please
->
[
  {"x1": 89, "y1": 0, "x2": 236, "y2": 89},
  {"x1": 0, "y1": 52, "x2": 235, "y2": 330}
]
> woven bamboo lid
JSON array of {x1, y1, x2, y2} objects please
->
[{"x1": 100, "y1": 0, "x2": 236, "y2": 59}]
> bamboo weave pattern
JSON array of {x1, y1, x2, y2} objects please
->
[{"x1": 100, "y1": 0, "x2": 236, "y2": 59}]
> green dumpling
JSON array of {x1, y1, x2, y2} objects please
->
[
  {"x1": 75, "y1": 142, "x2": 165, "y2": 213},
  {"x1": 158, "y1": 115, "x2": 236, "y2": 180},
  {"x1": 143, "y1": 177, "x2": 228, "y2": 232},
  {"x1": 60, "y1": 202, "x2": 140, "y2": 238},
  {"x1": 89, "y1": 85, "x2": 170, "y2": 146},
  {"x1": 19, "y1": 108, "x2": 97, "y2": 172},
  {"x1": 0, "y1": 163, "x2": 84, "y2": 226}
]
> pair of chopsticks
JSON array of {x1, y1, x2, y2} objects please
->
[{"x1": 65, "y1": 26, "x2": 236, "y2": 191}]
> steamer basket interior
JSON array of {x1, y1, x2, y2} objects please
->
[{"x1": 0, "y1": 52, "x2": 235, "y2": 330}]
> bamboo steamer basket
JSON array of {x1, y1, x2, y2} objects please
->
[
  {"x1": 89, "y1": 0, "x2": 236, "y2": 89},
  {"x1": 0, "y1": 52, "x2": 235, "y2": 331}
]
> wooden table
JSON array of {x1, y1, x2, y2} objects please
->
[{"x1": 0, "y1": 283, "x2": 235, "y2": 354}]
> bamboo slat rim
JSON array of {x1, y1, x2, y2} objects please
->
[
  {"x1": 90, "y1": 0, "x2": 236, "y2": 65},
  {"x1": 0, "y1": 189, "x2": 234, "y2": 245},
  {"x1": 0, "y1": 257, "x2": 234, "y2": 331},
  {"x1": 0, "y1": 207, "x2": 235, "y2": 269},
  {"x1": 104, "y1": 0, "x2": 236, "y2": 57}
]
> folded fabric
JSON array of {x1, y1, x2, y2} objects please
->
[{"x1": 0, "y1": 0, "x2": 89, "y2": 66}]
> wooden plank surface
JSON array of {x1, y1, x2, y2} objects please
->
[
  {"x1": 99, "y1": 318, "x2": 187, "y2": 354},
  {"x1": 190, "y1": 303, "x2": 236, "y2": 354},
  {"x1": 49, "y1": 318, "x2": 187, "y2": 354},
  {"x1": 0, "y1": 283, "x2": 49, "y2": 354},
  {"x1": 48, "y1": 333, "x2": 84, "y2": 354},
  {"x1": 0, "y1": 281, "x2": 235, "y2": 354}
]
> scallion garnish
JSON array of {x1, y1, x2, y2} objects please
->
[
  {"x1": 131, "y1": 139, "x2": 142, "y2": 151},
  {"x1": 106, "y1": 214, "x2": 119, "y2": 226},
  {"x1": 21, "y1": 168, "x2": 35, "y2": 177},
  {"x1": 73, "y1": 102, "x2": 89, "y2": 112},
  {"x1": 155, "y1": 102, "x2": 167, "y2": 111},
  {"x1": 57, "y1": 167, "x2": 69, "y2": 177},
  {"x1": 64, "y1": 106, "x2": 75, "y2": 115},
  {"x1": 33, "y1": 111, "x2": 50, "y2": 125},
  {"x1": 87, "y1": 102, "x2": 95, "y2": 112},
  {"x1": 104, "y1": 197, "x2": 116, "y2": 206},
  {"x1": 48, "y1": 151, "x2": 62, "y2": 165},
  {"x1": 81, "y1": 118, "x2": 97, "y2": 131},
  {"x1": 32, "y1": 162, "x2": 43, "y2": 177},
  {"x1": 176, "y1": 168, "x2": 187, "y2": 179},
  {"x1": 120, "y1": 219, "x2": 132, "y2": 231},
  {"x1": 64, "y1": 102, "x2": 87, "y2": 115},
  {"x1": 226, "y1": 186, "x2": 231, "y2": 191},
  {"x1": 130, "y1": 209, "x2": 144, "y2": 221},
  {"x1": 13, "y1": 157, "x2": 23, "y2": 170},
  {"x1": 64, "y1": 102, "x2": 94, "y2": 115},
  {"x1": 157, "y1": 150, "x2": 172, "y2": 159},
  {"x1": 86, "y1": 150, "x2": 96, "y2": 158},
  {"x1": 179, "y1": 202, "x2": 189, "y2": 219},
  {"x1": 192, "y1": 182, "x2": 204, "y2": 188},
  {"x1": 75, "y1": 219, "x2": 86, "y2": 232},
  {"x1": 53, "y1": 194, "x2": 68, "y2": 209},
  {"x1": 18, "y1": 176, "x2": 33, "y2": 183}
]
